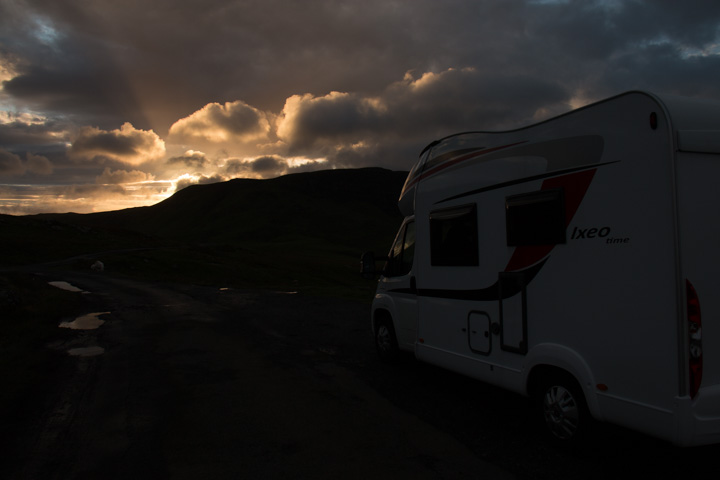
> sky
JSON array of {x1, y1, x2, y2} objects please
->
[{"x1": 1, "y1": 0, "x2": 720, "y2": 215}]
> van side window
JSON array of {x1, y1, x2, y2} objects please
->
[
  {"x1": 430, "y1": 205, "x2": 479, "y2": 266},
  {"x1": 505, "y1": 188, "x2": 566, "y2": 246},
  {"x1": 385, "y1": 221, "x2": 415, "y2": 277}
]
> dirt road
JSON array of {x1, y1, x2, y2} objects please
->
[
  {"x1": 6, "y1": 270, "x2": 720, "y2": 479},
  {"x1": 7, "y1": 271, "x2": 512, "y2": 479}
]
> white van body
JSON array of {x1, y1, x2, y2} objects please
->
[{"x1": 370, "y1": 91, "x2": 720, "y2": 446}]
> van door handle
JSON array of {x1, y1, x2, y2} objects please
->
[{"x1": 410, "y1": 276, "x2": 417, "y2": 293}]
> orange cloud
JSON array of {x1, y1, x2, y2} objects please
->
[
  {"x1": 276, "y1": 92, "x2": 384, "y2": 150},
  {"x1": 168, "y1": 101, "x2": 271, "y2": 144}
]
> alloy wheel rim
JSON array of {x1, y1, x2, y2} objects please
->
[
  {"x1": 543, "y1": 385, "x2": 579, "y2": 440},
  {"x1": 377, "y1": 325, "x2": 392, "y2": 351}
]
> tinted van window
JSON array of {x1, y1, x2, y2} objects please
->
[
  {"x1": 430, "y1": 205, "x2": 479, "y2": 266},
  {"x1": 505, "y1": 188, "x2": 566, "y2": 246}
]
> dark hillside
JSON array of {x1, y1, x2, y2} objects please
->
[
  {"x1": 118, "y1": 167, "x2": 405, "y2": 248},
  {"x1": 2, "y1": 168, "x2": 408, "y2": 298}
]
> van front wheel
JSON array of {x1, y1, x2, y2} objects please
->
[{"x1": 374, "y1": 318, "x2": 399, "y2": 363}]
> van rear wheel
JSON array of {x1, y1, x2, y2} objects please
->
[
  {"x1": 534, "y1": 372, "x2": 591, "y2": 443},
  {"x1": 374, "y1": 318, "x2": 399, "y2": 362}
]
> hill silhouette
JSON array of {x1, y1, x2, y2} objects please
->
[
  {"x1": 0, "y1": 168, "x2": 407, "y2": 298},
  {"x1": 88, "y1": 167, "x2": 406, "y2": 246}
]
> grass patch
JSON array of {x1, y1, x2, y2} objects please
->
[{"x1": 51, "y1": 240, "x2": 381, "y2": 302}]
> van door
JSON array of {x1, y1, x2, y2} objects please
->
[
  {"x1": 378, "y1": 219, "x2": 417, "y2": 348},
  {"x1": 417, "y1": 205, "x2": 485, "y2": 363}
]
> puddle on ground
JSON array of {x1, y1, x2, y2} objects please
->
[
  {"x1": 59, "y1": 312, "x2": 110, "y2": 330},
  {"x1": 67, "y1": 346, "x2": 105, "y2": 357},
  {"x1": 48, "y1": 281, "x2": 88, "y2": 293}
]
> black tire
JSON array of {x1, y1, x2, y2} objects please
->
[
  {"x1": 374, "y1": 317, "x2": 399, "y2": 363},
  {"x1": 533, "y1": 371, "x2": 592, "y2": 444}
]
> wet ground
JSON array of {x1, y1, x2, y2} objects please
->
[
  {"x1": 3, "y1": 270, "x2": 720, "y2": 479},
  {"x1": 5, "y1": 271, "x2": 512, "y2": 479}
]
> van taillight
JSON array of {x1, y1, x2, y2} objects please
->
[{"x1": 687, "y1": 280, "x2": 703, "y2": 398}]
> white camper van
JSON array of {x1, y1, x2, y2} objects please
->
[{"x1": 366, "y1": 91, "x2": 720, "y2": 446}]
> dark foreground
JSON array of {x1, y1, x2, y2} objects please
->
[{"x1": 2, "y1": 270, "x2": 719, "y2": 479}]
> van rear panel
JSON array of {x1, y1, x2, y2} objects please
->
[{"x1": 676, "y1": 150, "x2": 720, "y2": 444}]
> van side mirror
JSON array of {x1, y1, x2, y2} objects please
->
[{"x1": 360, "y1": 251, "x2": 377, "y2": 279}]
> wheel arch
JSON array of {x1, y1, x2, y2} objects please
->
[{"x1": 372, "y1": 307, "x2": 394, "y2": 334}]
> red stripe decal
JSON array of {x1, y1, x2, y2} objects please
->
[{"x1": 407, "y1": 141, "x2": 528, "y2": 190}]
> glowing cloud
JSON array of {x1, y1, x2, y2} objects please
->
[
  {"x1": 0, "y1": 61, "x2": 16, "y2": 84},
  {"x1": 69, "y1": 122, "x2": 166, "y2": 166},
  {"x1": 172, "y1": 172, "x2": 228, "y2": 192},
  {"x1": 276, "y1": 91, "x2": 385, "y2": 150},
  {"x1": 169, "y1": 101, "x2": 271, "y2": 144}
]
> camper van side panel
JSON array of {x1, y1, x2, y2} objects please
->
[
  {"x1": 413, "y1": 92, "x2": 681, "y2": 442},
  {"x1": 535, "y1": 106, "x2": 680, "y2": 441}
]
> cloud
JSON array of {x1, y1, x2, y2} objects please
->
[
  {"x1": 222, "y1": 155, "x2": 287, "y2": 177},
  {"x1": 25, "y1": 152, "x2": 53, "y2": 174},
  {"x1": 68, "y1": 122, "x2": 166, "y2": 166},
  {"x1": 519, "y1": 0, "x2": 720, "y2": 100},
  {"x1": 4, "y1": 0, "x2": 720, "y2": 136},
  {"x1": 0, "y1": 148, "x2": 24, "y2": 175},
  {"x1": 277, "y1": 92, "x2": 385, "y2": 151},
  {"x1": 0, "y1": 111, "x2": 72, "y2": 151},
  {"x1": 273, "y1": 68, "x2": 569, "y2": 169},
  {"x1": 96, "y1": 167, "x2": 153, "y2": 185},
  {"x1": 0, "y1": 148, "x2": 52, "y2": 176},
  {"x1": 59, "y1": 183, "x2": 127, "y2": 199},
  {"x1": 167, "y1": 150, "x2": 210, "y2": 169},
  {"x1": 386, "y1": 69, "x2": 569, "y2": 132},
  {"x1": 218, "y1": 155, "x2": 330, "y2": 180},
  {"x1": 168, "y1": 101, "x2": 271, "y2": 145},
  {"x1": 0, "y1": 4, "x2": 148, "y2": 129},
  {"x1": 249, "y1": 155, "x2": 285, "y2": 173},
  {"x1": 0, "y1": 179, "x2": 174, "y2": 215},
  {"x1": 174, "y1": 173, "x2": 227, "y2": 192}
]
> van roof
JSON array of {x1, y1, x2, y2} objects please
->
[{"x1": 420, "y1": 91, "x2": 720, "y2": 156}]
